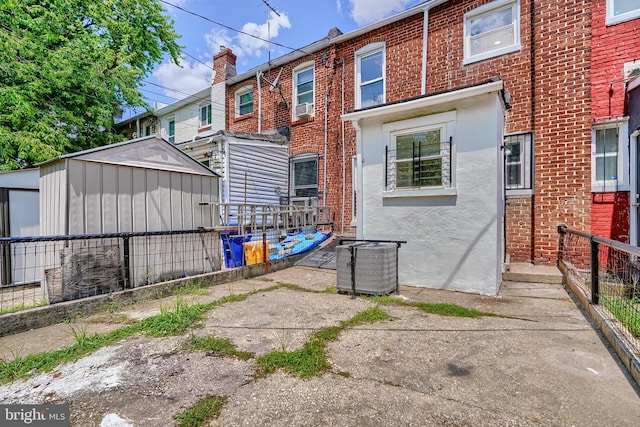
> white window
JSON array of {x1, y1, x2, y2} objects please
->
[
  {"x1": 383, "y1": 112, "x2": 456, "y2": 197},
  {"x1": 235, "y1": 86, "x2": 253, "y2": 117},
  {"x1": 592, "y1": 119, "x2": 629, "y2": 192},
  {"x1": 168, "y1": 118, "x2": 175, "y2": 144},
  {"x1": 504, "y1": 132, "x2": 532, "y2": 192},
  {"x1": 291, "y1": 154, "x2": 318, "y2": 197},
  {"x1": 355, "y1": 43, "x2": 385, "y2": 109},
  {"x1": 199, "y1": 103, "x2": 212, "y2": 128},
  {"x1": 607, "y1": 0, "x2": 640, "y2": 25},
  {"x1": 463, "y1": 0, "x2": 520, "y2": 65},
  {"x1": 293, "y1": 62, "x2": 314, "y2": 119}
]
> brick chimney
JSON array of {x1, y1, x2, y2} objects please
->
[{"x1": 213, "y1": 47, "x2": 237, "y2": 84}]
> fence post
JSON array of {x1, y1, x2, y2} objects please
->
[
  {"x1": 123, "y1": 236, "x2": 131, "y2": 289},
  {"x1": 590, "y1": 237, "x2": 600, "y2": 305}
]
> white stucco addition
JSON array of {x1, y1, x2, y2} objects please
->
[{"x1": 342, "y1": 80, "x2": 507, "y2": 295}]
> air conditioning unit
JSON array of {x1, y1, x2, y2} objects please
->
[
  {"x1": 336, "y1": 242, "x2": 398, "y2": 296},
  {"x1": 295, "y1": 102, "x2": 313, "y2": 118}
]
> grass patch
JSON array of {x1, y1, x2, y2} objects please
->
[
  {"x1": 174, "y1": 395, "x2": 228, "y2": 427},
  {"x1": 102, "y1": 302, "x2": 123, "y2": 313},
  {"x1": 323, "y1": 286, "x2": 337, "y2": 294},
  {"x1": 0, "y1": 293, "x2": 248, "y2": 384},
  {"x1": 415, "y1": 302, "x2": 496, "y2": 318},
  {"x1": 176, "y1": 282, "x2": 209, "y2": 296},
  {"x1": 276, "y1": 282, "x2": 306, "y2": 292},
  {"x1": 0, "y1": 300, "x2": 47, "y2": 315},
  {"x1": 367, "y1": 295, "x2": 497, "y2": 318},
  {"x1": 602, "y1": 295, "x2": 640, "y2": 337},
  {"x1": 189, "y1": 335, "x2": 253, "y2": 360},
  {"x1": 256, "y1": 306, "x2": 390, "y2": 379}
]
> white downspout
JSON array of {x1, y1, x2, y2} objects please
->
[
  {"x1": 421, "y1": 6, "x2": 429, "y2": 95},
  {"x1": 257, "y1": 71, "x2": 262, "y2": 133}
]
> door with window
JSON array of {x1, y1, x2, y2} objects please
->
[{"x1": 632, "y1": 135, "x2": 640, "y2": 246}]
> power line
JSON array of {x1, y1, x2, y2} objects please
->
[{"x1": 159, "y1": 0, "x2": 309, "y2": 56}]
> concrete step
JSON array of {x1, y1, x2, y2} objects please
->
[{"x1": 502, "y1": 262, "x2": 564, "y2": 284}]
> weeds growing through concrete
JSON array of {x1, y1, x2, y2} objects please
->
[
  {"x1": 173, "y1": 395, "x2": 228, "y2": 427},
  {"x1": 188, "y1": 335, "x2": 253, "y2": 360},
  {"x1": 367, "y1": 295, "x2": 497, "y2": 318},
  {"x1": 255, "y1": 306, "x2": 390, "y2": 379}
]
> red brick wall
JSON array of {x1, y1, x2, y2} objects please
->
[
  {"x1": 592, "y1": 192, "x2": 629, "y2": 242},
  {"x1": 428, "y1": 0, "x2": 536, "y2": 261},
  {"x1": 532, "y1": 0, "x2": 592, "y2": 264},
  {"x1": 591, "y1": 0, "x2": 640, "y2": 121},
  {"x1": 590, "y1": 0, "x2": 640, "y2": 243},
  {"x1": 429, "y1": 0, "x2": 592, "y2": 264}
]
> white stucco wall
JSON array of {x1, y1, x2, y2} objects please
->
[{"x1": 350, "y1": 88, "x2": 505, "y2": 295}]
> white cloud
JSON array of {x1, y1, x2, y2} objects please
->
[
  {"x1": 152, "y1": 58, "x2": 212, "y2": 99},
  {"x1": 204, "y1": 11, "x2": 291, "y2": 66},
  {"x1": 336, "y1": 0, "x2": 343, "y2": 15},
  {"x1": 349, "y1": 0, "x2": 416, "y2": 25}
]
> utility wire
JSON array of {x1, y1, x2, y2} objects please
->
[{"x1": 159, "y1": 0, "x2": 309, "y2": 56}]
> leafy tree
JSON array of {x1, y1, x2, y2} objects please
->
[{"x1": 0, "y1": 0, "x2": 182, "y2": 170}]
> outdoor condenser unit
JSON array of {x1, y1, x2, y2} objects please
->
[{"x1": 336, "y1": 242, "x2": 398, "y2": 296}]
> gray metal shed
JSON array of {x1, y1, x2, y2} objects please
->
[
  {"x1": 37, "y1": 135, "x2": 220, "y2": 288},
  {"x1": 39, "y1": 135, "x2": 219, "y2": 235}
]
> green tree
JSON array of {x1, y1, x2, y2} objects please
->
[{"x1": 0, "y1": 0, "x2": 182, "y2": 170}]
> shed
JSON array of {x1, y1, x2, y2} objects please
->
[
  {"x1": 38, "y1": 135, "x2": 220, "y2": 289},
  {"x1": 39, "y1": 135, "x2": 219, "y2": 235},
  {"x1": 0, "y1": 169, "x2": 40, "y2": 285},
  {"x1": 342, "y1": 79, "x2": 507, "y2": 295}
]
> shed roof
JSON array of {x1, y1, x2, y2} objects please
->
[{"x1": 38, "y1": 135, "x2": 219, "y2": 176}]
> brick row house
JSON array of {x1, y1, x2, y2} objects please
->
[{"x1": 128, "y1": 0, "x2": 640, "y2": 291}]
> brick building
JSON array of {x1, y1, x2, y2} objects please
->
[
  {"x1": 590, "y1": 0, "x2": 640, "y2": 245},
  {"x1": 203, "y1": 0, "x2": 638, "y2": 270}
]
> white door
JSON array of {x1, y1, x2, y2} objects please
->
[{"x1": 8, "y1": 190, "x2": 40, "y2": 285}]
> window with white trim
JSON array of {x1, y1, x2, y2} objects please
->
[
  {"x1": 199, "y1": 103, "x2": 212, "y2": 128},
  {"x1": 504, "y1": 132, "x2": 532, "y2": 191},
  {"x1": 607, "y1": 0, "x2": 640, "y2": 25},
  {"x1": 355, "y1": 43, "x2": 385, "y2": 109},
  {"x1": 235, "y1": 86, "x2": 253, "y2": 117},
  {"x1": 352, "y1": 155, "x2": 358, "y2": 225},
  {"x1": 293, "y1": 62, "x2": 314, "y2": 118},
  {"x1": 464, "y1": 0, "x2": 520, "y2": 65},
  {"x1": 290, "y1": 154, "x2": 318, "y2": 197},
  {"x1": 592, "y1": 120, "x2": 629, "y2": 192},
  {"x1": 168, "y1": 118, "x2": 175, "y2": 144},
  {"x1": 383, "y1": 112, "x2": 456, "y2": 196}
]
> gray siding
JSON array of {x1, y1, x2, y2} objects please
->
[{"x1": 227, "y1": 142, "x2": 288, "y2": 206}]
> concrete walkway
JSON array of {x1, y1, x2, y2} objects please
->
[{"x1": 1, "y1": 266, "x2": 639, "y2": 426}]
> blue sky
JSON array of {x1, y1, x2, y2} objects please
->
[{"x1": 128, "y1": 0, "x2": 424, "y2": 118}]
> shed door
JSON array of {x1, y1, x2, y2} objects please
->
[{"x1": 8, "y1": 190, "x2": 40, "y2": 285}]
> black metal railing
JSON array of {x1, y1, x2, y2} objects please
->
[
  {"x1": 385, "y1": 137, "x2": 452, "y2": 191},
  {"x1": 558, "y1": 226, "x2": 640, "y2": 354},
  {"x1": 0, "y1": 229, "x2": 222, "y2": 313}
]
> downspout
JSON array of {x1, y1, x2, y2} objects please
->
[
  {"x1": 340, "y1": 57, "x2": 346, "y2": 235},
  {"x1": 421, "y1": 0, "x2": 449, "y2": 94},
  {"x1": 421, "y1": 6, "x2": 429, "y2": 94},
  {"x1": 257, "y1": 71, "x2": 262, "y2": 133},
  {"x1": 324, "y1": 74, "x2": 329, "y2": 209}
]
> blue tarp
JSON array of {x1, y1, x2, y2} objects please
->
[{"x1": 269, "y1": 231, "x2": 332, "y2": 261}]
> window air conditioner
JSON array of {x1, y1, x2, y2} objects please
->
[{"x1": 295, "y1": 102, "x2": 313, "y2": 118}]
